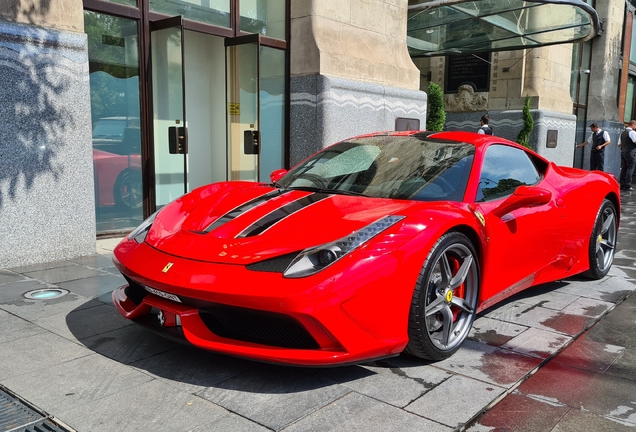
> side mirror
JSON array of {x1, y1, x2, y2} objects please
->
[
  {"x1": 493, "y1": 186, "x2": 551, "y2": 217},
  {"x1": 270, "y1": 169, "x2": 288, "y2": 183},
  {"x1": 244, "y1": 130, "x2": 259, "y2": 155}
]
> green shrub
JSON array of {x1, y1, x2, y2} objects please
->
[
  {"x1": 426, "y1": 82, "x2": 446, "y2": 132},
  {"x1": 516, "y1": 95, "x2": 534, "y2": 149}
]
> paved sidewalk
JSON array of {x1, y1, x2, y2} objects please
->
[{"x1": 0, "y1": 191, "x2": 635, "y2": 432}]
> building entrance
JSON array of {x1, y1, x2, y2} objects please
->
[{"x1": 86, "y1": 8, "x2": 287, "y2": 235}]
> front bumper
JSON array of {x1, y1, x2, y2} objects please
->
[{"x1": 112, "y1": 238, "x2": 417, "y2": 366}]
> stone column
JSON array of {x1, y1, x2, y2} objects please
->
[{"x1": 289, "y1": 0, "x2": 427, "y2": 165}]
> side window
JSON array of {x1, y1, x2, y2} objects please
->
[{"x1": 476, "y1": 145, "x2": 541, "y2": 202}]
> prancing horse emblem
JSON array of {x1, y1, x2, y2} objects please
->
[
  {"x1": 157, "y1": 310, "x2": 165, "y2": 326},
  {"x1": 162, "y1": 262, "x2": 174, "y2": 273}
]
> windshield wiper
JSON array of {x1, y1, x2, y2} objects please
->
[{"x1": 285, "y1": 186, "x2": 368, "y2": 197}]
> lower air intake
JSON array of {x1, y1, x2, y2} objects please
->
[{"x1": 199, "y1": 305, "x2": 319, "y2": 349}]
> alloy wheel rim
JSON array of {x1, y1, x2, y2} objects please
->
[{"x1": 424, "y1": 243, "x2": 478, "y2": 351}]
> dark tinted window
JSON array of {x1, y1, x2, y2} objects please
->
[
  {"x1": 476, "y1": 144, "x2": 541, "y2": 202},
  {"x1": 277, "y1": 135, "x2": 475, "y2": 202}
]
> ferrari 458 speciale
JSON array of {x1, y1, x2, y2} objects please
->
[{"x1": 112, "y1": 131, "x2": 620, "y2": 365}]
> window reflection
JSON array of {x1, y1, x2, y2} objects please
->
[
  {"x1": 477, "y1": 145, "x2": 540, "y2": 202},
  {"x1": 240, "y1": 0, "x2": 286, "y2": 40},
  {"x1": 150, "y1": 0, "x2": 230, "y2": 28},
  {"x1": 85, "y1": 11, "x2": 144, "y2": 233}
]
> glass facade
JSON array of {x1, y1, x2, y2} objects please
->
[
  {"x1": 259, "y1": 46, "x2": 286, "y2": 181},
  {"x1": 85, "y1": 11, "x2": 144, "y2": 233},
  {"x1": 85, "y1": 2, "x2": 289, "y2": 235},
  {"x1": 240, "y1": 0, "x2": 286, "y2": 40},
  {"x1": 150, "y1": 0, "x2": 231, "y2": 28}
]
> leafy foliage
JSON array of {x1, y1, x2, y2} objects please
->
[
  {"x1": 516, "y1": 95, "x2": 534, "y2": 149},
  {"x1": 426, "y1": 82, "x2": 446, "y2": 132}
]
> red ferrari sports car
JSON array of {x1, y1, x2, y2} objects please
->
[{"x1": 112, "y1": 131, "x2": 620, "y2": 366}]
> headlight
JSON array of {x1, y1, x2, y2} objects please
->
[
  {"x1": 128, "y1": 210, "x2": 160, "y2": 244},
  {"x1": 283, "y1": 215, "x2": 405, "y2": 278}
]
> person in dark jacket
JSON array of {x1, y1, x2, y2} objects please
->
[
  {"x1": 477, "y1": 114, "x2": 492, "y2": 135},
  {"x1": 576, "y1": 123, "x2": 611, "y2": 171}
]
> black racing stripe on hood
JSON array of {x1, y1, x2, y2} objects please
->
[
  {"x1": 203, "y1": 189, "x2": 288, "y2": 234},
  {"x1": 237, "y1": 193, "x2": 331, "y2": 238}
]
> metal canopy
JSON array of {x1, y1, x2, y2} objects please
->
[{"x1": 407, "y1": 0, "x2": 600, "y2": 57}]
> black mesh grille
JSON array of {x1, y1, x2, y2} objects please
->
[
  {"x1": 199, "y1": 305, "x2": 319, "y2": 349},
  {"x1": 245, "y1": 252, "x2": 299, "y2": 273}
]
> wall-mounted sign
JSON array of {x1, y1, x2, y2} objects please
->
[
  {"x1": 547, "y1": 129, "x2": 558, "y2": 148},
  {"x1": 228, "y1": 103, "x2": 240, "y2": 115},
  {"x1": 395, "y1": 117, "x2": 421, "y2": 131},
  {"x1": 445, "y1": 52, "x2": 491, "y2": 93}
]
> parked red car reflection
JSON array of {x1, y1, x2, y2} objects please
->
[{"x1": 93, "y1": 149, "x2": 142, "y2": 209}]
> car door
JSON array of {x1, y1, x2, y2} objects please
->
[{"x1": 471, "y1": 144, "x2": 565, "y2": 307}]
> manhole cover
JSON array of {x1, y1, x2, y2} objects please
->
[{"x1": 23, "y1": 288, "x2": 70, "y2": 300}]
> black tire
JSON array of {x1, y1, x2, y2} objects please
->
[
  {"x1": 582, "y1": 199, "x2": 617, "y2": 279},
  {"x1": 114, "y1": 170, "x2": 143, "y2": 210},
  {"x1": 405, "y1": 232, "x2": 480, "y2": 361}
]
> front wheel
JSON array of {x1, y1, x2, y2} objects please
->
[
  {"x1": 114, "y1": 170, "x2": 143, "y2": 210},
  {"x1": 405, "y1": 232, "x2": 480, "y2": 361},
  {"x1": 583, "y1": 199, "x2": 617, "y2": 279}
]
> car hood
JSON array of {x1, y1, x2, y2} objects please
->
[{"x1": 144, "y1": 182, "x2": 423, "y2": 264}]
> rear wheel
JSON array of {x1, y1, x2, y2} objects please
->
[
  {"x1": 405, "y1": 232, "x2": 479, "y2": 361},
  {"x1": 583, "y1": 199, "x2": 617, "y2": 279}
]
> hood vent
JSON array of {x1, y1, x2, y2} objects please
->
[
  {"x1": 203, "y1": 189, "x2": 288, "y2": 234},
  {"x1": 238, "y1": 193, "x2": 331, "y2": 238}
]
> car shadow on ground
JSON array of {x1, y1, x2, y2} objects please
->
[{"x1": 63, "y1": 271, "x2": 631, "y2": 396}]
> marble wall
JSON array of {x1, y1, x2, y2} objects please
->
[
  {"x1": 290, "y1": 74, "x2": 427, "y2": 165},
  {"x1": 0, "y1": 21, "x2": 95, "y2": 268}
]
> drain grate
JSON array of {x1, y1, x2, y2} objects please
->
[{"x1": 0, "y1": 387, "x2": 72, "y2": 432}]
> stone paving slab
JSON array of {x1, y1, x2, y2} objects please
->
[
  {"x1": 34, "y1": 301, "x2": 133, "y2": 342},
  {"x1": 57, "y1": 378, "x2": 229, "y2": 432},
  {"x1": 80, "y1": 323, "x2": 183, "y2": 365},
  {"x1": 2, "y1": 353, "x2": 154, "y2": 413},
  {"x1": 0, "y1": 331, "x2": 93, "y2": 381},
  {"x1": 128, "y1": 345, "x2": 256, "y2": 395},
  {"x1": 284, "y1": 392, "x2": 452, "y2": 432},
  {"x1": 405, "y1": 374, "x2": 506, "y2": 428},
  {"x1": 318, "y1": 360, "x2": 451, "y2": 408},
  {"x1": 196, "y1": 366, "x2": 350, "y2": 431},
  {"x1": 0, "y1": 290, "x2": 97, "y2": 321},
  {"x1": 515, "y1": 361, "x2": 636, "y2": 425},
  {"x1": 0, "y1": 308, "x2": 46, "y2": 343}
]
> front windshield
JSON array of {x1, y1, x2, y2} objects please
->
[{"x1": 276, "y1": 135, "x2": 475, "y2": 202}]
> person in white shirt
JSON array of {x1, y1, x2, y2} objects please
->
[
  {"x1": 619, "y1": 119, "x2": 636, "y2": 191},
  {"x1": 576, "y1": 123, "x2": 611, "y2": 171},
  {"x1": 477, "y1": 114, "x2": 492, "y2": 135}
]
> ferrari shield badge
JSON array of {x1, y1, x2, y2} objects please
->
[{"x1": 162, "y1": 262, "x2": 174, "y2": 273}]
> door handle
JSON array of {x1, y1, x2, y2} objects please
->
[
  {"x1": 168, "y1": 126, "x2": 187, "y2": 154},
  {"x1": 244, "y1": 130, "x2": 259, "y2": 155}
]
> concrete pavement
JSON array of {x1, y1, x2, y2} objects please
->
[{"x1": 1, "y1": 190, "x2": 635, "y2": 432}]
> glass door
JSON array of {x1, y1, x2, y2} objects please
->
[
  {"x1": 226, "y1": 35, "x2": 259, "y2": 181},
  {"x1": 150, "y1": 16, "x2": 188, "y2": 207},
  {"x1": 226, "y1": 35, "x2": 286, "y2": 182}
]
